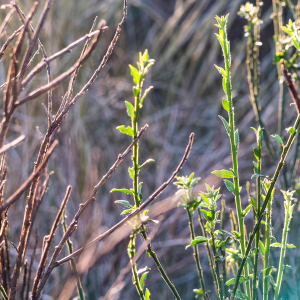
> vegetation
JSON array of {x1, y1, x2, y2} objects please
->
[{"x1": 1, "y1": 0, "x2": 300, "y2": 299}]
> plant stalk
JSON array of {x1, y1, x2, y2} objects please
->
[
  {"x1": 274, "y1": 196, "x2": 293, "y2": 299},
  {"x1": 140, "y1": 228, "x2": 181, "y2": 300},
  {"x1": 62, "y1": 212, "x2": 85, "y2": 300},
  {"x1": 263, "y1": 200, "x2": 272, "y2": 300},
  {"x1": 210, "y1": 224, "x2": 224, "y2": 300},
  {"x1": 128, "y1": 231, "x2": 145, "y2": 300},
  {"x1": 198, "y1": 209, "x2": 218, "y2": 292},
  {"x1": 187, "y1": 209, "x2": 206, "y2": 299},
  {"x1": 220, "y1": 200, "x2": 228, "y2": 298},
  {"x1": 230, "y1": 115, "x2": 300, "y2": 299},
  {"x1": 222, "y1": 25, "x2": 251, "y2": 298},
  {"x1": 252, "y1": 129, "x2": 262, "y2": 300}
]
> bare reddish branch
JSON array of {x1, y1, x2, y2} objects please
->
[{"x1": 0, "y1": 25, "x2": 24, "y2": 61}]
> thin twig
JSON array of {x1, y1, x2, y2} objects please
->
[
  {"x1": 0, "y1": 135, "x2": 25, "y2": 155},
  {"x1": 21, "y1": 29, "x2": 103, "y2": 89},
  {"x1": 0, "y1": 25, "x2": 24, "y2": 61},
  {"x1": 281, "y1": 61, "x2": 300, "y2": 114},
  {"x1": 52, "y1": 133, "x2": 193, "y2": 300},
  {"x1": 31, "y1": 186, "x2": 72, "y2": 297},
  {"x1": 0, "y1": 140, "x2": 58, "y2": 213},
  {"x1": 33, "y1": 124, "x2": 148, "y2": 299},
  {"x1": 17, "y1": 21, "x2": 107, "y2": 106},
  {"x1": 0, "y1": 8, "x2": 14, "y2": 37},
  {"x1": 25, "y1": 231, "x2": 37, "y2": 300},
  {"x1": 20, "y1": 260, "x2": 27, "y2": 300},
  {"x1": 230, "y1": 63, "x2": 300, "y2": 298},
  {"x1": 16, "y1": 0, "x2": 54, "y2": 87},
  {"x1": 56, "y1": 132, "x2": 193, "y2": 266}
]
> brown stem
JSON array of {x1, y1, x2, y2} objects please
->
[
  {"x1": 31, "y1": 186, "x2": 72, "y2": 296},
  {"x1": 8, "y1": 141, "x2": 58, "y2": 300},
  {"x1": 0, "y1": 141, "x2": 58, "y2": 213},
  {"x1": 20, "y1": 260, "x2": 27, "y2": 300},
  {"x1": 33, "y1": 125, "x2": 149, "y2": 299}
]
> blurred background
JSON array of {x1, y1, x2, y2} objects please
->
[{"x1": 1, "y1": 0, "x2": 300, "y2": 299}]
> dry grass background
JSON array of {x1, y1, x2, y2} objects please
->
[{"x1": 1, "y1": 0, "x2": 299, "y2": 299}]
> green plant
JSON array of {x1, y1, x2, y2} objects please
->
[
  {"x1": 112, "y1": 50, "x2": 181, "y2": 300},
  {"x1": 174, "y1": 174, "x2": 206, "y2": 299},
  {"x1": 274, "y1": 190, "x2": 296, "y2": 300},
  {"x1": 214, "y1": 14, "x2": 251, "y2": 298}
]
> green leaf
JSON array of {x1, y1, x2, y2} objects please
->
[
  {"x1": 145, "y1": 288, "x2": 151, "y2": 300},
  {"x1": 212, "y1": 170, "x2": 234, "y2": 178},
  {"x1": 214, "y1": 65, "x2": 227, "y2": 77},
  {"x1": 139, "y1": 159, "x2": 155, "y2": 169},
  {"x1": 133, "y1": 87, "x2": 140, "y2": 97},
  {"x1": 235, "y1": 129, "x2": 239, "y2": 151},
  {"x1": 128, "y1": 167, "x2": 134, "y2": 180},
  {"x1": 142, "y1": 49, "x2": 149, "y2": 62},
  {"x1": 250, "y1": 197, "x2": 257, "y2": 213},
  {"x1": 271, "y1": 243, "x2": 283, "y2": 247},
  {"x1": 121, "y1": 209, "x2": 132, "y2": 215},
  {"x1": 253, "y1": 148, "x2": 260, "y2": 160},
  {"x1": 129, "y1": 64, "x2": 140, "y2": 84},
  {"x1": 236, "y1": 290, "x2": 251, "y2": 300},
  {"x1": 223, "y1": 78, "x2": 227, "y2": 94},
  {"x1": 224, "y1": 179, "x2": 235, "y2": 193},
  {"x1": 116, "y1": 125, "x2": 134, "y2": 136},
  {"x1": 110, "y1": 188, "x2": 134, "y2": 195},
  {"x1": 265, "y1": 266, "x2": 273, "y2": 276},
  {"x1": 225, "y1": 278, "x2": 236, "y2": 285},
  {"x1": 271, "y1": 134, "x2": 284, "y2": 146},
  {"x1": 140, "y1": 271, "x2": 149, "y2": 289},
  {"x1": 259, "y1": 240, "x2": 265, "y2": 256},
  {"x1": 251, "y1": 127, "x2": 257, "y2": 136},
  {"x1": 207, "y1": 210, "x2": 215, "y2": 221},
  {"x1": 287, "y1": 244, "x2": 296, "y2": 248},
  {"x1": 125, "y1": 101, "x2": 135, "y2": 119},
  {"x1": 193, "y1": 289, "x2": 204, "y2": 297},
  {"x1": 219, "y1": 115, "x2": 230, "y2": 135},
  {"x1": 246, "y1": 257, "x2": 254, "y2": 269},
  {"x1": 200, "y1": 209, "x2": 209, "y2": 221},
  {"x1": 286, "y1": 127, "x2": 296, "y2": 135},
  {"x1": 222, "y1": 99, "x2": 230, "y2": 111},
  {"x1": 138, "y1": 182, "x2": 143, "y2": 195},
  {"x1": 115, "y1": 200, "x2": 133, "y2": 208},
  {"x1": 282, "y1": 26, "x2": 293, "y2": 35},
  {"x1": 242, "y1": 205, "x2": 252, "y2": 217},
  {"x1": 190, "y1": 236, "x2": 207, "y2": 246},
  {"x1": 140, "y1": 86, "x2": 153, "y2": 108}
]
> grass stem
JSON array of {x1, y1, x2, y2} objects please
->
[{"x1": 187, "y1": 209, "x2": 206, "y2": 299}]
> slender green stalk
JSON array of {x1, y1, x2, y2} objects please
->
[
  {"x1": 220, "y1": 200, "x2": 228, "y2": 299},
  {"x1": 198, "y1": 208, "x2": 218, "y2": 292},
  {"x1": 62, "y1": 212, "x2": 85, "y2": 300},
  {"x1": 187, "y1": 209, "x2": 206, "y2": 299},
  {"x1": 0, "y1": 283, "x2": 8, "y2": 300},
  {"x1": 128, "y1": 231, "x2": 145, "y2": 300},
  {"x1": 272, "y1": 0, "x2": 286, "y2": 139},
  {"x1": 263, "y1": 198, "x2": 272, "y2": 300},
  {"x1": 252, "y1": 128, "x2": 262, "y2": 300},
  {"x1": 285, "y1": 0, "x2": 298, "y2": 20},
  {"x1": 239, "y1": 3, "x2": 275, "y2": 159},
  {"x1": 230, "y1": 115, "x2": 300, "y2": 299},
  {"x1": 215, "y1": 15, "x2": 251, "y2": 297},
  {"x1": 125, "y1": 52, "x2": 180, "y2": 299},
  {"x1": 209, "y1": 224, "x2": 224, "y2": 300},
  {"x1": 289, "y1": 130, "x2": 300, "y2": 187},
  {"x1": 274, "y1": 191, "x2": 295, "y2": 300},
  {"x1": 140, "y1": 228, "x2": 181, "y2": 300}
]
